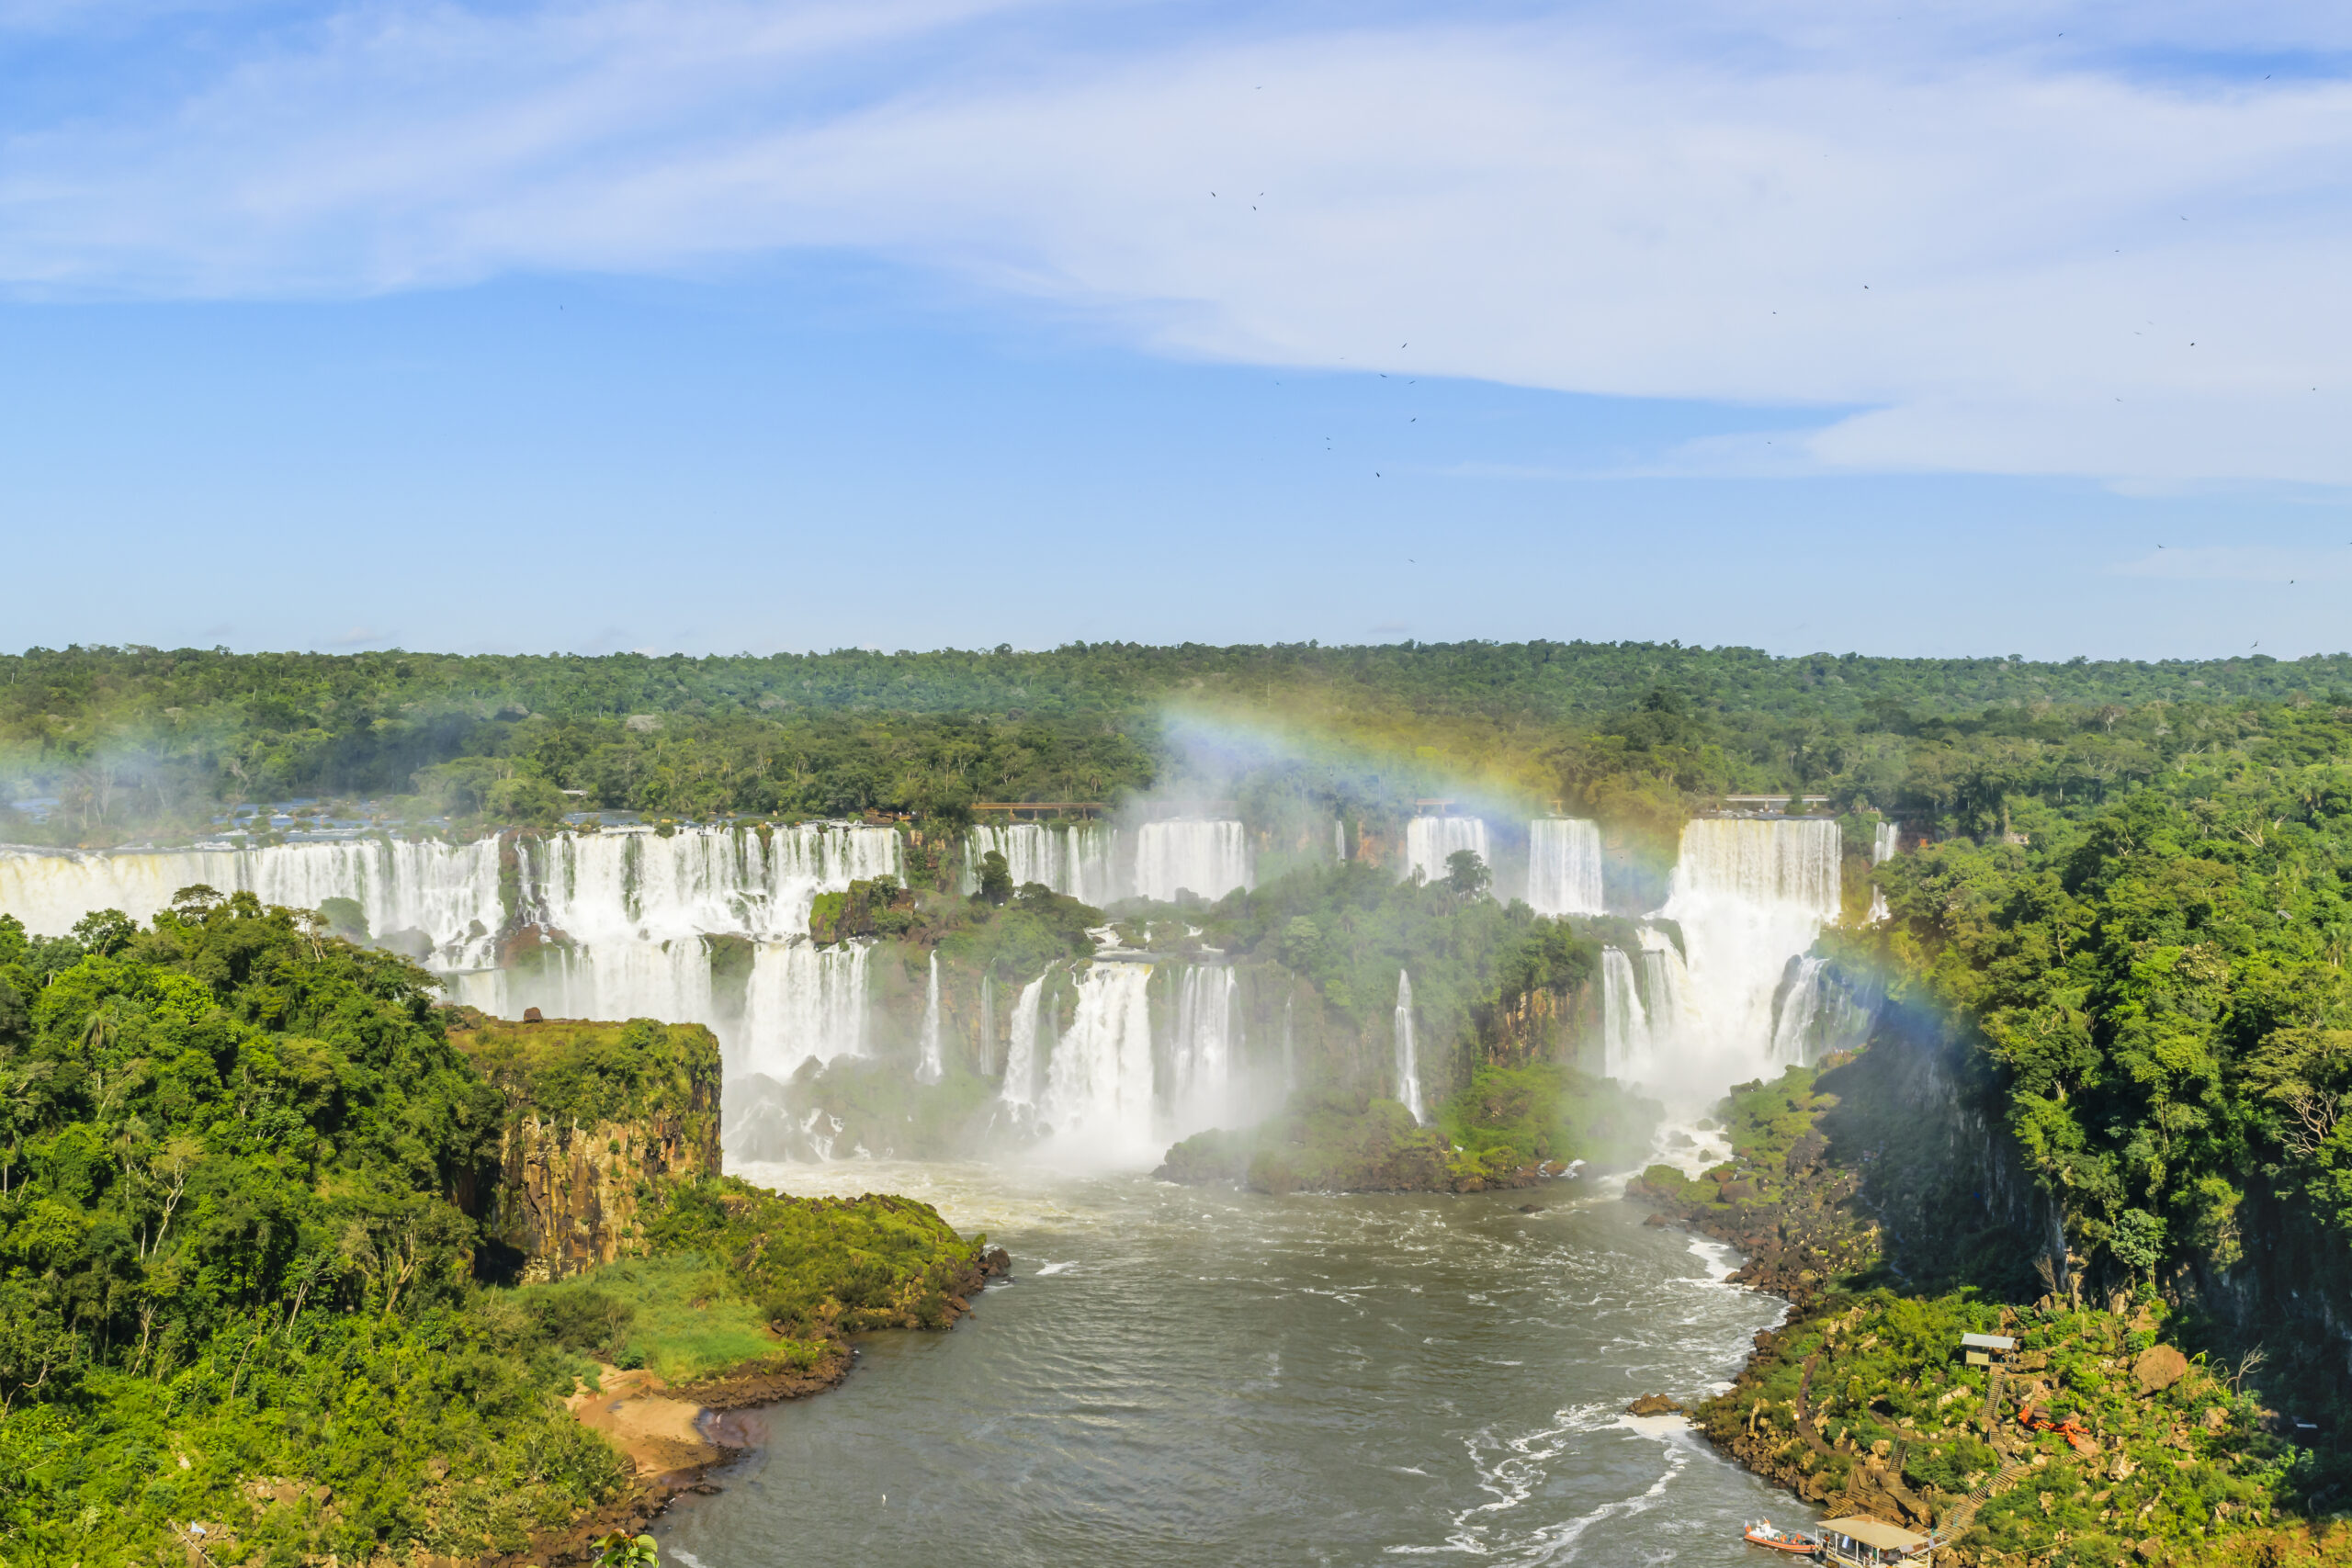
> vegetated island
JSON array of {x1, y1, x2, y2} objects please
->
[
  {"x1": 1153, "y1": 1064, "x2": 1659, "y2": 1194},
  {"x1": 1625, "y1": 765, "x2": 2352, "y2": 1567},
  {"x1": 0, "y1": 893, "x2": 1001, "y2": 1567}
]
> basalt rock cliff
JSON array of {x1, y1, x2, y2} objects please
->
[{"x1": 444, "y1": 1007, "x2": 724, "y2": 1282}]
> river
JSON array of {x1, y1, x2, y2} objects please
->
[{"x1": 653, "y1": 1158, "x2": 1807, "y2": 1568}]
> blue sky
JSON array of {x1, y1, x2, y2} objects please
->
[{"x1": 2, "y1": 0, "x2": 2348, "y2": 659}]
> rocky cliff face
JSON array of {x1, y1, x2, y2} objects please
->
[
  {"x1": 444, "y1": 1009, "x2": 724, "y2": 1282},
  {"x1": 1484, "y1": 979, "x2": 1600, "y2": 1072},
  {"x1": 1815, "y1": 978, "x2": 2068, "y2": 1296}
]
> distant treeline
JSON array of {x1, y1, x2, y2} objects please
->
[{"x1": 6, "y1": 640, "x2": 2352, "y2": 844}]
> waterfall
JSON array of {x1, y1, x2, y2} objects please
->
[
  {"x1": 0, "y1": 838, "x2": 506, "y2": 964},
  {"x1": 1768, "y1": 956, "x2": 1826, "y2": 1066},
  {"x1": 1281, "y1": 995, "x2": 1296, "y2": 1090},
  {"x1": 1654, "y1": 819, "x2": 1842, "y2": 1100},
  {"x1": 1334, "y1": 820, "x2": 1348, "y2": 861},
  {"x1": 0, "y1": 820, "x2": 898, "y2": 989},
  {"x1": 1039, "y1": 964, "x2": 1158, "y2": 1155},
  {"x1": 963, "y1": 822, "x2": 1119, "y2": 906},
  {"x1": 450, "y1": 934, "x2": 720, "y2": 1038},
  {"x1": 1393, "y1": 970, "x2": 1425, "y2": 1123},
  {"x1": 1638, "y1": 931, "x2": 1693, "y2": 1047},
  {"x1": 916, "y1": 952, "x2": 944, "y2": 1084},
  {"x1": 1769, "y1": 957, "x2": 1882, "y2": 1066},
  {"x1": 1524, "y1": 818, "x2": 1603, "y2": 916},
  {"x1": 1600, "y1": 948, "x2": 1651, "y2": 1080},
  {"x1": 1869, "y1": 819, "x2": 1898, "y2": 923},
  {"x1": 520, "y1": 822, "x2": 900, "y2": 943},
  {"x1": 1169, "y1": 966, "x2": 1240, "y2": 1131},
  {"x1": 0, "y1": 823, "x2": 913, "y2": 1114},
  {"x1": 1404, "y1": 817, "x2": 1487, "y2": 886},
  {"x1": 1001, "y1": 975, "x2": 1050, "y2": 1111},
  {"x1": 980, "y1": 971, "x2": 999, "y2": 1074},
  {"x1": 1133, "y1": 820, "x2": 1253, "y2": 904},
  {"x1": 738, "y1": 941, "x2": 871, "y2": 1080}
]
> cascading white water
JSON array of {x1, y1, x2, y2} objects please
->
[
  {"x1": 916, "y1": 952, "x2": 944, "y2": 1084},
  {"x1": 520, "y1": 822, "x2": 901, "y2": 943},
  {"x1": 1768, "y1": 956, "x2": 1826, "y2": 1066},
  {"x1": 1333, "y1": 820, "x2": 1348, "y2": 861},
  {"x1": 1600, "y1": 948, "x2": 1651, "y2": 1080},
  {"x1": 1638, "y1": 931, "x2": 1693, "y2": 1047},
  {"x1": 482, "y1": 823, "x2": 901, "y2": 1087},
  {"x1": 0, "y1": 838, "x2": 508, "y2": 964},
  {"x1": 1038, "y1": 964, "x2": 1158, "y2": 1156},
  {"x1": 737, "y1": 942, "x2": 871, "y2": 1080},
  {"x1": 1393, "y1": 970, "x2": 1425, "y2": 1122},
  {"x1": 979, "y1": 972, "x2": 999, "y2": 1075},
  {"x1": 962, "y1": 823, "x2": 1120, "y2": 907},
  {"x1": 1001, "y1": 974, "x2": 1050, "y2": 1111},
  {"x1": 0, "y1": 820, "x2": 900, "y2": 1004},
  {"x1": 1524, "y1": 818, "x2": 1604, "y2": 916},
  {"x1": 1404, "y1": 817, "x2": 1487, "y2": 886},
  {"x1": 1768, "y1": 955, "x2": 1883, "y2": 1066},
  {"x1": 1652, "y1": 819, "x2": 1842, "y2": 1101},
  {"x1": 1133, "y1": 820, "x2": 1253, "y2": 904},
  {"x1": 1869, "y1": 819, "x2": 1898, "y2": 923},
  {"x1": 450, "y1": 935, "x2": 721, "y2": 1038},
  {"x1": 1169, "y1": 966, "x2": 1240, "y2": 1130}
]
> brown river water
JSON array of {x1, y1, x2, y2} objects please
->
[{"x1": 650, "y1": 1158, "x2": 1812, "y2": 1568}]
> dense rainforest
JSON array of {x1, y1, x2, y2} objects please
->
[
  {"x1": 0, "y1": 895, "x2": 986, "y2": 1566},
  {"x1": 6, "y1": 639, "x2": 2352, "y2": 844}
]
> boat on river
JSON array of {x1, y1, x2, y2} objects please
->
[{"x1": 1743, "y1": 1519, "x2": 1820, "y2": 1553}]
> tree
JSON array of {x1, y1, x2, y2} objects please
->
[
  {"x1": 592, "y1": 1532, "x2": 661, "y2": 1565},
  {"x1": 977, "y1": 850, "x2": 1012, "y2": 906},
  {"x1": 68, "y1": 908, "x2": 137, "y2": 957},
  {"x1": 1279, "y1": 917, "x2": 1324, "y2": 971},
  {"x1": 318, "y1": 897, "x2": 371, "y2": 943},
  {"x1": 1444, "y1": 850, "x2": 1491, "y2": 901}
]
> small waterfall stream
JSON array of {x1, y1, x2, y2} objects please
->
[
  {"x1": 916, "y1": 952, "x2": 944, "y2": 1084},
  {"x1": 1001, "y1": 974, "x2": 1052, "y2": 1112},
  {"x1": 1869, "y1": 818, "x2": 1899, "y2": 923},
  {"x1": 1394, "y1": 970, "x2": 1425, "y2": 1122}
]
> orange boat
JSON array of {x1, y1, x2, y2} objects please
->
[{"x1": 1744, "y1": 1519, "x2": 1821, "y2": 1553}]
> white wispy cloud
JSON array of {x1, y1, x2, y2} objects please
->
[{"x1": 2, "y1": 0, "x2": 2348, "y2": 484}]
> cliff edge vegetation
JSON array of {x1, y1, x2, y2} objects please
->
[
  {"x1": 1635, "y1": 1053, "x2": 2352, "y2": 1564},
  {"x1": 0, "y1": 892, "x2": 989, "y2": 1568}
]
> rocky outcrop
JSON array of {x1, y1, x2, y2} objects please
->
[
  {"x1": 1154, "y1": 1092, "x2": 1584, "y2": 1195},
  {"x1": 444, "y1": 1009, "x2": 723, "y2": 1281},
  {"x1": 808, "y1": 876, "x2": 917, "y2": 944}
]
